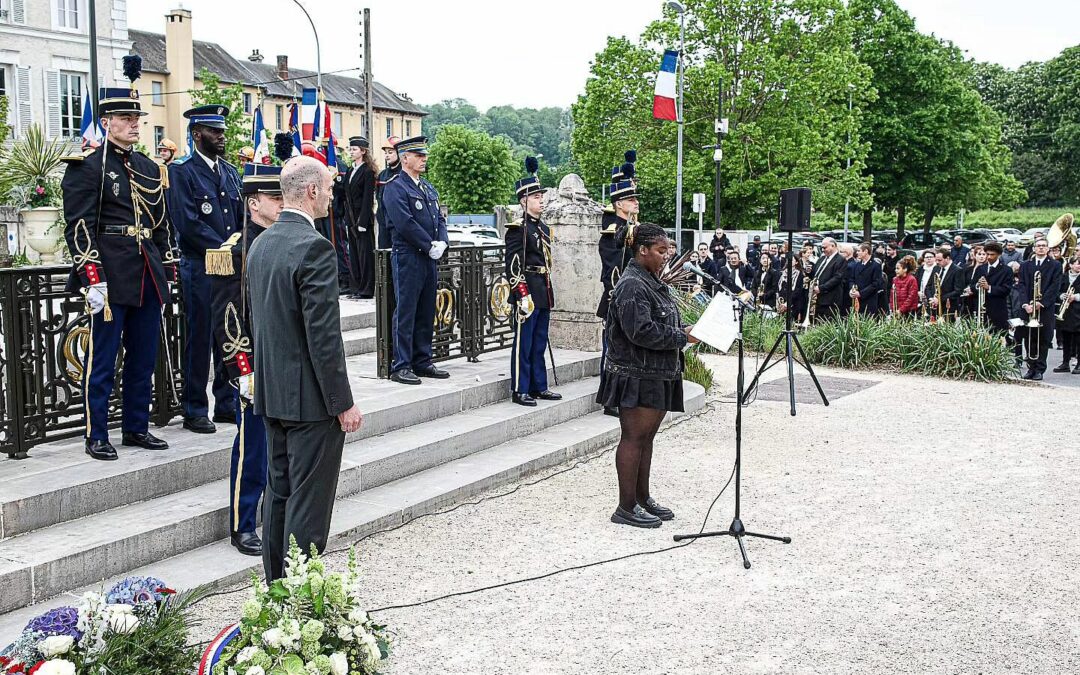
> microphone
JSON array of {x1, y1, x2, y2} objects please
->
[{"x1": 682, "y1": 261, "x2": 720, "y2": 285}]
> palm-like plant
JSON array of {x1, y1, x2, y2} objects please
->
[{"x1": 0, "y1": 124, "x2": 72, "y2": 209}]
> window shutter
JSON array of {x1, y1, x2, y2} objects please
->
[
  {"x1": 12, "y1": 0, "x2": 25, "y2": 24},
  {"x1": 44, "y1": 70, "x2": 61, "y2": 139},
  {"x1": 15, "y1": 66, "x2": 31, "y2": 136}
]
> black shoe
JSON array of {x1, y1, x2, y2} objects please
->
[
  {"x1": 359, "y1": 294, "x2": 374, "y2": 300},
  {"x1": 603, "y1": 406, "x2": 620, "y2": 418},
  {"x1": 512, "y1": 392, "x2": 537, "y2": 407},
  {"x1": 212, "y1": 412, "x2": 235, "y2": 424},
  {"x1": 1072, "y1": 366, "x2": 1080, "y2": 375},
  {"x1": 183, "y1": 416, "x2": 216, "y2": 434},
  {"x1": 85, "y1": 439, "x2": 118, "y2": 461},
  {"x1": 1053, "y1": 363, "x2": 1071, "y2": 373},
  {"x1": 1031, "y1": 372, "x2": 1044, "y2": 381},
  {"x1": 415, "y1": 365, "x2": 450, "y2": 379},
  {"x1": 530, "y1": 390, "x2": 562, "y2": 401},
  {"x1": 639, "y1": 497, "x2": 674, "y2": 521},
  {"x1": 390, "y1": 369, "x2": 422, "y2": 385},
  {"x1": 231, "y1": 531, "x2": 262, "y2": 556},
  {"x1": 611, "y1": 505, "x2": 661, "y2": 529},
  {"x1": 1021, "y1": 370, "x2": 1035, "y2": 380},
  {"x1": 121, "y1": 431, "x2": 169, "y2": 450}
]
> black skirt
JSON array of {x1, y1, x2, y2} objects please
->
[{"x1": 597, "y1": 371, "x2": 684, "y2": 412}]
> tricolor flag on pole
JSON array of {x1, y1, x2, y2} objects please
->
[
  {"x1": 251, "y1": 105, "x2": 269, "y2": 164},
  {"x1": 79, "y1": 88, "x2": 103, "y2": 149},
  {"x1": 653, "y1": 49, "x2": 679, "y2": 121},
  {"x1": 300, "y1": 87, "x2": 319, "y2": 142},
  {"x1": 287, "y1": 102, "x2": 302, "y2": 154}
]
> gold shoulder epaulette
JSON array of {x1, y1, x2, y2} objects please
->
[
  {"x1": 205, "y1": 232, "x2": 243, "y2": 276},
  {"x1": 61, "y1": 148, "x2": 95, "y2": 163},
  {"x1": 506, "y1": 219, "x2": 523, "y2": 229},
  {"x1": 603, "y1": 204, "x2": 615, "y2": 214}
]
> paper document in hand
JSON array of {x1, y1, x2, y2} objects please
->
[{"x1": 690, "y1": 294, "x2": 738, "y2": 353}]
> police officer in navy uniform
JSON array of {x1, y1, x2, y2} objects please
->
[
  {"x1": 205, "y1": 163, "x2": 284, "y2": 556},
  {"x1": 596, "y1": 154, "x2": 637, "y2": 417},
  {"x1": 506, "y1": 158, "x2": 561, "y2": 406},
  {"x1": 375, "y1": 135, "x2": 401, "y2": 250},
  {"x1": 168, "y1": 105, "x2": 243, "y2": 433},
  {"x1": 381, "y1": 135, "x2": 450, "y2": 385},
  {"x1": 61, "y1": 55, "x2": 181, "y2": 461}
]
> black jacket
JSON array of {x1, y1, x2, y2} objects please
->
[
  {"x1": 972, "y1": 261, "x2": 1013, "y2": 330},
  {"x1": 374, "y1": 161, "x2": 401, "y2": 249},
  {"x1": 1059, "y1": 273, "x2": 1080, "y2": 333},
  {"x1": 206, "y1": 223, "x2": 267, "y2": 383},
  {"x1": 61, "y1": 144, "x2": 179, "y2": 307},
  {"x1": 505, "y1": 214, "x2": 553, "y2": 310},
  {"x1": 849, "y1": 258, "x2": 884, "y2": 314},
  {"x1": 246, "y1": 210, "x2": 354, "y2": 421},
  {"x1": 345, "y1": 162, "x2": 376, "y2": 234},
  {"x1": 708, "y1": 232, "x2": 731, "y2": 263},
  {"x1": 1016, "y1": 257, "x2": 1063, "y2": 327},
  {"x1": 716, "y1": 263, "x2": 752, "y2": 295},
  {"x1": 779, "y1": 269, "x2": 809, "y2": 321},
  {"x1": 928, "y1": 264, "x2": 966, "y2": 316},
  {"x1": 604, "y1": 259, "x2": 687, "y2": 381},
  {"x1": 812, "y1": 253, "x2": 846, "y2": 309},
  {"x1": 751, "y1": 268, "x2": 780, "y2": 307},
  {"x1": 597, "y1": 211, "x2": 629, "y2": 318}
]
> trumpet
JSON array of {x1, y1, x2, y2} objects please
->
[
  {"x1": 800, "y1": 279, "x2": 819, "y2": 329},
  {"x1": 1026, "y1": 270, "x2": 1042, "y2": 328},
  {"x1": 1057, "y1": 289, "x2": 1075, "y2": 321}
]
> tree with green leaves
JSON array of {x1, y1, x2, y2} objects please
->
[
  {"x1": 0, "y1": 95, "x2": 10, "y2": 144},
  {"x1": 427, "y1": 124, "x2": 518, "y2": 213},
  {"x1": 572, "y1": 0, "x2": 873, "y2": 230},
  {"x1": 189, "y1": 68, "x2": 248, "y2": 162}
]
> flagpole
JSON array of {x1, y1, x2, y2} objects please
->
[{"x1": 668, "y1": 1, "x2": 686, "y2": 250}]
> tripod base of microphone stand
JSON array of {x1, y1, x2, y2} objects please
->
[{"x1": 673, "y1": 518, "x2": 791, "y2": 569}]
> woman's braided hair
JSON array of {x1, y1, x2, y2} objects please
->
[{"x1": 617, "y1": 221, "x2": 666, "y2": 253}]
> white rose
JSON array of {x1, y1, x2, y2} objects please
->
[
  {"x1": 108, "y1": 612, "x2": 140, "y2": 634},
  {"x1": 329, "y1": 652, "x2": 348, "y2": 675},
  {"x1": 336, "y1": 624, "x2": 354, "y2": 642},
  {"x1": 38, "y1": 635, "x2": 75, "y2": 658},
  {"x1": 106, "y1": 603, "x2": 133, "y2": 615},
  {"x1": 236, "y1": 646, "x2": 260, "y2": 663},
  {"x1": 347, "y1": 609, "x2": 369, "y2": 625},
  {"x1": 359, "y1": 631, "x2": 380, "y2": 662},
  {"x1": 261, "y1": 627, "x2": 283, "y2": 648},
  {"x1": 245, "y1": 667, "x2": 266, "y2": 675},
  {"x1": 35, "y1": 660, "x2": 77, "y2": 675}
]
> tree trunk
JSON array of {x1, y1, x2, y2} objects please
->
[
  {"x1": 897, "y1": 205, "x2": 906, "y2": 241},
  {"x1": 922, "y1": 207, "x2": 935, "y2": 234},
  {"x1": 862, "y1": 210, "x2": 873, "y2": 242}
]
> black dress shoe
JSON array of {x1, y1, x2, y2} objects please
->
[
  {"x1": 1053, "y1": 363, "x2": 1071, "y2": 373},
  {"x1": 610, "y1": 505, "x2": 661, "y2": 529},
  {"x1": 85, "y1": 439, "x2": 118, "y2": 461},
  {"x1": 603, "y1": 406, "x2": 620, "y2": 418},
  {"x1": 183, "y1": 416, "x2": 216, "y2": 434},
  {"x1": 231, "y1": 531, "x2": 262, "y2": 556},
  {"x1": 390, "y1": 369, "x2": 422, "y2": 385},
  {"x1": 212, "y1": 412, "x2": 235, "y2": 424},
  {"x1": 415, "y1": 365, "x2": 450, "y2": 379},
  {"x1": 1021, "y1": 370, "x2": 1035, "y2": 380},
  {"x1": 1031, "y1": 372, "x2": 1044, "y2": 381},
  {"x1": 639, "y1": 497, "x2": 674, "y2": 521},
  {"x1": 1072, "y1": 366, "x2": 1080, "y2": 375},
  {"x1": 530, "y1": 390, "x2": 562, "y2": 401},
  {"x1": 512, "y1": 392, "x2": 537, "y2": 407},
  {"x1": 121, "y1": 431, "x2": 169, "y2": 450}
]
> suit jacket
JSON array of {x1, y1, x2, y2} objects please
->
[
  {"x1": 751, "y1": 268, "x2": 780, "y2": 307},
  {"x1": 973, "y1": 261, "x2": 1013, "y2": 329},
  {"x1": 345, "y1": 162, "x2": 376, "y2": 234},
  {"x1": 928, "y1": 264, "x2": 965, "y2": 316},
  {"x1": 850, "y1": 259, "x2": 883, "y2": 314},
  {"x1": 812, "y1": 253, "x2": 846, "y2": 308},
  {"x1": 246, "y1": 210, "x2": 354, "y2": 421},
  {"x1": 1015, "y1": 257, "x2": 1063, "y2": 327},
  {"x1": 1060, "y1": 273, "x2": 1080, "y2": 332},
  {"x1": 717, "y1": 264, "x2": 752, "y2": 295}
]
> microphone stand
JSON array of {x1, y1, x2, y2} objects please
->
[{"x1": 673, "y1": 288, "x2": 790, "y2": 568}]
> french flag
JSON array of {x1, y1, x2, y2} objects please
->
[
  {"x1": 300, "y1": 87, "x2": 318, "y2": 142},
  {"x1": 251, "y1": 105, "x2": 269, "y2": 164},
  {"x1": 287, "y1": 101, "x2": 302, "y2": 154},
  {"x1": 79, "y1": 87, "x2": 103, "y2": 148},
  {"x1": 653, "y1": 49, "x2": 679, "y2": 121}
]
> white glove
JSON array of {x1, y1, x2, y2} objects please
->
[
  {"x1": 85, "y1": 282, "x2": 108, "y2": 315},
  {"x1": 237, "y1": 373, "x2": 254, "y2": 402},
  {"x1": 1073, "y1": 293, "x2": 1080, "y2": 302},
  {"x1": 517, "y1": 293, "x2": 535, "y2": 320},
  {"x1": 429, "y1": 240, "x2": 448, "y2": 259}
]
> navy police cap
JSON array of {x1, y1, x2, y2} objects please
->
[{"x1": 184, "y1": 104, "x2": 229, "y2": 130}]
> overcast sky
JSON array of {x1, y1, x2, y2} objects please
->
[{"x1": 127, "y1": 1, "x2": 1079, "y2": 111}]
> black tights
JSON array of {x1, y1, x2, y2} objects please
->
[
  {"x1": 1062, "y1": 330, "x2": 1079, "y2": 365},
  {"x1": 615, "y1": 406, "x2": 667, "y2": 512}
]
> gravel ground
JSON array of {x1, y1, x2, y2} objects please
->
[{"x1": 190, "y1": 356, "x2": 1080, "y2": 674}]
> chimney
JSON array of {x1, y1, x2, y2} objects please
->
[
  {"x1": 276, "y1": 55, "x2": 288, "y2": 81},
  {"x1": 164, "y1": 8, "x2": 194, "y2": 144},
  {"x1": 248, "y1": 49, "x2": 264, "y2": 63}
]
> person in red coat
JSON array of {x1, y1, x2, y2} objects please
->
[{"x1": 891, "y1": 255, "x2": 920, "y2": 317}]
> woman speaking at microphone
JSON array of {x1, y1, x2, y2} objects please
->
[{"x1": 598, "y1": 221, "x2": 698, "y2": 529}]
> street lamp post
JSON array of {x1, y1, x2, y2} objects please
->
[
  {"x1": 291, "y1": 0, "x2": 323, "y2": 90},
  {"x1": 668, "y1": 1, "x2": 686, "y2": 250},
  {"x1": 842, "y1": 84, "x2": 854, "y2": 243}
]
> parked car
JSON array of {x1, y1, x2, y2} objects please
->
[
  {"x1": 1020, "y1": 227, "x2": 1048, "y2": 246},
  {"x1": 981, "y1": 228, "x2": 1023, "y2": 244},
  {"x1": 940, "y1": 229, "x2": 993, "y2": 245},
  {"x1": 900, "y1": 231, "x2": 951, "y2": 251}
]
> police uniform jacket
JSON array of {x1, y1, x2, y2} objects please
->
[
  {"x1": 167, "y1": 153, "x2": 243, "y2": 257},
  {"x1": 505, "y1": 214, "x2": 553, "y2": 310},
  {"x1": 381, "y1": 172, "x2": 448, "y2": 256},
  {"x1": 375, "y1": 162, "x2": 401, "y2": 248},
  {"x1": 207, "y1": 225, "x2": 267, "y2": 383},
  {"x1": 597, "y1": 211, "x2": 629, "y2": 318},
  {"x1": 61, "y1": 144, "x2": 179, "y2": 307}
]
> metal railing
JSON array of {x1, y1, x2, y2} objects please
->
[
  {"x1": 0, "y1": 265, "x2": 185, "y2": 459},
  {"x1": 375, "y1": 245, "x2": 515, "y2": 378}
]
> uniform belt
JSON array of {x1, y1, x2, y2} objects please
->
[
  {"x1": 101, "y1": 225, "x2": 152, "y2": 238},
  {"x1": 525, "y1": 265, "x2": 548, "y2": 274}
]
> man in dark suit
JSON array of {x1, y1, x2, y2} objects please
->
[
  {"x1": 716, "y1": 249, "x2": 752, "y2": 296},
  {"x1": 974, "y1": 242, "x2": 1013, "y2": 334},
  {"x1": 928, "y1": 247, "x2": 965, "y2": 320},
  {"x1": 1015, "y1": 237, "x2": 1063, "y2": 380},
  {"x1": 169, "y1": 104, "x2": 243, "y2": 433},
  {"x1": 695, "y1": 242, "x2": 717, "y2": 294},
  {"x1": 344, "y1": 137, "x2": 377, "y2": 298},
  {"x1": 849, "y1": 243, "x2": 883, "y2": 315},
  {"x1": 246, "y1": 156, "x2": 364, "y2": 581},
  {"x1": 811, "y1": 237, "x2": 846, "y2": 320}
]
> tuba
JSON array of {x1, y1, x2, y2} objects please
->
[{"x1": 1047, "y1": 213, "x2": 1076, "y2": 272}]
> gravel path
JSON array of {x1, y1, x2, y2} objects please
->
[{"x1": 190, "y1": 356, "x2": 1080, "y2": 674}]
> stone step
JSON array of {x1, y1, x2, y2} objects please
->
[
  {"x1": 0, "y1": 375, "x2": 607, "y2": 615},
  {"x1": 338, "y1": 299, "x2": 376, "y2": 332},
  {"x1": 342, "y1": 327, "x2": 377, "y2": 357},
  {"x1": 0, "y1": 349, "x2": 600, "y2": 540},
  {"x1": 0, "y1": 381, "x2": 705, "y2": 641}
]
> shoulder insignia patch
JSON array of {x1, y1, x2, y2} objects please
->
[{"x1": 61, "y1": 147, "x2": 96, "y2": 163}]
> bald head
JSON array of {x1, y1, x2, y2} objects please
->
[{"x1": 280, "y1": 156, "x2": 333, "y2": 219}]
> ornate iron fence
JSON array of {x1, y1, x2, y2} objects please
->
[
  {"x1": 375, "y1": 245, "x2": 515, "y2": 378},
  {"x1": 0, "y1": 265, "x2": 185, "y2": 459}
]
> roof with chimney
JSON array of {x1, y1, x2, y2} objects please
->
[{"x1": 128, "y1": 29, "x2": 426, "y2": 116}]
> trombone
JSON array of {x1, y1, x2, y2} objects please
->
[
  {"x1": 1026, "y1": 270, "x2": 1042, "y2": 329},
  {"x1": 800, "y1": 279, "x2": 819, "y2": 329},
  {"x1": 976, "y1": 276, "x2": 987, "y2": 326}
]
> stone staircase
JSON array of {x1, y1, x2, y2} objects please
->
[{"x1": 0, "y1": 299, "x2": 705, "y2": 640}]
